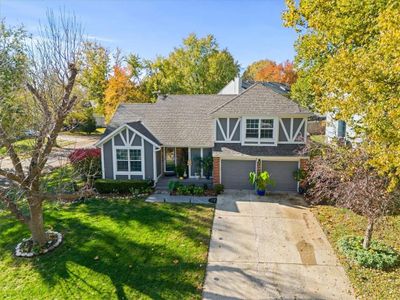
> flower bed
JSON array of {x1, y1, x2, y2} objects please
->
[{"x1": 15, "y1": 231, "x2": 62, "y2": 258}]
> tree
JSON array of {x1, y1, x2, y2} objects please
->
[
  {"x1": 243, "y1": 59, "x2": 297, "y2": 84},
  {"x1": 80, "y1": 41, "x2": 109, "y2": 114},
  {"x1": 142, "y1": 33, "x2": 239, "y2": 97},
  {"x1": 304, "y1": 143, "x2": 399, "y2": 249},
  {"x1": 283, "y1": 0, "x2": 400, "y2": 189},
  {"x1": 242, "y1": 59, "x2": 273, "y2": 81},
  {"x1": 0, "y1": 12, "x2": 90, "y2": 248},
  {"x1": 104, "y1": 65, "x2": 148, "y2": 123}
]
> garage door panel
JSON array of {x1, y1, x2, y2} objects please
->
[
  {"x1": 262, "y1": 161, "x2": 298, "y2": 192},
  {"x1": 221, "y1": 160, "x2": 255, "y2": 190}
]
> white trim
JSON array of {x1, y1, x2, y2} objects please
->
[
  {"x1": 292, "y1": 119, "x2": 306, "y2": 141},
  {"x1": 201, "y1": 148, "x2": 204, "y2": 178},
  {"x1": 241, "y1": 117, "x2": 278, "y2": 146},
  {"x1": 113, "y1": 144, "x2": 144, "y2": 178},
  {"x1": 216, "y1": 119, "x2": 228, "y2": 141},
  {"x1": 215, "y1": 155, "x2": 308, "y2": 161},
  {"x1": 96, "y1": 124, "x2": 161, "y2": 148},
  {"x1": 278, "y1": 118, "x2": 290, "y2": 141},
  {"x1": 188, "y1": 148, "x2": 192, "y2": 177},
  {"x1": 101, "y1": 144, "x2": 105, "y2": 179},
  {"x1": 290, "y1": 118, "x2": 294, "y2": 140},
  {"x1": 152, "y1": 145, "x2": 157, "y2": 181},
  {"x1": 129, "y1": 132, "x2": 136, "y2": 145},
  {"x1": 229, "y1": 118, "x2": 241, "y2": 141},
  {"x1": 112, "y1": 136, "x2": 116, "y2": 179},
  {"x1": 119, "y1": 131, "x2": 127, "y2": 146}
]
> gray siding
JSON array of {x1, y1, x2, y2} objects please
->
[
  {"x1": 230, "y1": 119, "x2": 241, "y2": 141},
  {"x1": 216, "y1": 118, "x2": 240, "y2": 142},
  {"x1": 190, "y1": 148, "x2": 201, "y2": 176},
  {"x1": 221, "y1": 160, "x2": 255, "y2": 190},
  {"x1": 103, "y1": 140, "x2": 113, "y2": 179},
  {"x1": 262, "y1": 161, "x2": 298, "y2": 192},
  {"x1": 144, "y1": 141, "x2": 154, "y2": 180},
  {"x1": 101, "y1": 126, "x2": 156, "y2": 180},
  {"x1": 156, "y1": 150, "x2": 162, "y2": 177}
]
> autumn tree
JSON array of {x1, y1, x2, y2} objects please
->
[
  {"x1": 284, "y1": 0, "x2": 400, "y2": 189},
  {"x1": 243, "y1": 59, "x2": 296, "y2": 84},
  {"x1": 304, "y1": 143, "x2": 399, "y2": 249},
  {"x1": 104, "y1": 65, "x2": 148, "y2": 123},
  {"x1": 80, "y1": 41, "x2": 110, "y2": 114},
  {"x1": 142, "y1": 33, "x2": 239, "y2": 97},
  {"x1": 0, "y1": 12, "x2": 90, "y2": 249}
]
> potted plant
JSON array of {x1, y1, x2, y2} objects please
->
[
  {"x1": 293, "y1": 168, "x2": 307, "y2": 194},
  {"x1": 201, "y1": 156, "x2": 213, "y2": 179},
  {"x1": 175, "y1": 164, "x2": 185, "y2": 179},
  {"x1": 248, "y1": 171, "x2": 274, "y2": 196}
]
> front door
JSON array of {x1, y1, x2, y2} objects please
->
[{"x1": 164, "y1": 147, "x2": 176, "y2": 173}]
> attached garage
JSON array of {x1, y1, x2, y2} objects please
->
[
  {"x1": 221, "y1": 160, "x2": 256, "y2": 190},
  {"x1": 262, "y1": 160, "x2": 298, "y2": 192}
]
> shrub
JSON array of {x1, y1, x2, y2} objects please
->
[
  {"x1": 338, "y1": 236, "x2": 399, "y2": 270},
  {"x1": 168, "y1": 180, "x2": 183, "y2": 192},
  {"x1": 193, "y1": 186, "x2": 205, "y2": 196},
  {"x1": 68, "y1": 148, "x2": 101, "y2": 178},
  {"x1": 94, "y1": 179, "x2": 153, "y2": 194},
  {"x1": 214, "y1": 184, "x2": 224, "y2": 195},
  {"x1": 175, "y1": 164, "x2": 186, "y2": 177},
  {"x1": 176, "y1": 185, "x2": 191, "y2": 195}
]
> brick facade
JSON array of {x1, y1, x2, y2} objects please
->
[{"x1": 213, "y1": 157, "x2": 221, "y2": 185}]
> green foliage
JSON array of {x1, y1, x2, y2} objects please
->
[
  {"x1": 142, "y1": 33, "x2": 239, "y2": 98},
  {"x1": 168, "y1": 180, "x2": 183, "y2": 192},
  {"x1": 174, "y1": 164, "x2": 186, "y2": 178},
  {"x1": 193, "y1": 186, "x2": 205, "y2": 196},
  {"x1": 249, "y1": 171, "x2": 274, "y2": 191},
  {"x1": 201, "y1": 156, "x2": 213, "y2": 179},
  {"x1": 176, "y1": 185, "x2": 191, "y2": 196},
  {"x1": 213, "y1": 184, "x2": 224, "y2": 195},
  {"x1": 338, "y1": 236, "x2": 399, "y2": 270},
  {"x1": 80, "y1": 41, "x2": 110, "y2": 114},
  {"x1": 94, "y1": 179, "x2": 153, "y2": 194},
  {"x1": 79, "y1": 107, "x2": 97, "y2": 134},
  {"x1": 293, "y1": 168, "x2": 306, "y2": 182},
  {"x1": 242, "y1": 59, "x2": 273, "y2": 81},
  {"x1": 283, "y1": 0, "x2": 400, "y2": 189}
]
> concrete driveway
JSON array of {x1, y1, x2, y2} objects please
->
[{"x1": 203, "y1": 190, "x2": 354, "y2": 300}]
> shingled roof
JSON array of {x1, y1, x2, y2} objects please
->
[
  {"x1": 101, "y1": 83, "x2": 311, "y2": 147},
  {"x1": 103, "y1": 95, "x2": 232, "y2": 147},
  {"x1": 211, "y1": 83, "x2": 311, "y2": 117}
]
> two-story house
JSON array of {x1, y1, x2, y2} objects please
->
[{"x1": 95, "y1": 82, "x2": 312, "y2": 192}]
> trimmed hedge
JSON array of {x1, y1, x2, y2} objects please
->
[
  {"x1": 338, "y1": 235, "x2": 399, "y2": 270},
  {"x1": 94, "y1": 179, "x2": 153, "y2": 194}
]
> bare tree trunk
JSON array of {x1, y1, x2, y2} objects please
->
[
  {"x1": 363, "y1": 218, "x2": 374, "y2": 249},
  {"x1": 28, "y1": 199, "x2": 47, "y2": 246}
]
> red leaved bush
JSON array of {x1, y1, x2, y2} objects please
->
[
  {"x1": 69, "y1": 148, "x2": 101, "y2": 163},
  {"x1": 68, "y1": 148, "x2": 101, "y2": 177}
]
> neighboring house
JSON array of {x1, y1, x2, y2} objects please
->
[
  {"x1": 96, "y1": 81, "x2": 312, "y2": 192},
  {"x1": 325, "y1": 112, "x2": 363, "y2": 144}
]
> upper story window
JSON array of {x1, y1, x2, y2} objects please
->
[{"x1": 245, "y1": 118, "x2": 275, "y2": 141}]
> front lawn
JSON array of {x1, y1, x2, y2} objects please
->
[
  {"x1": 0, "y1": 199, "x2": 214, "y2": 299},
  {"x1": 312, "y1": 205, "x2": 400, "y2": 300}
]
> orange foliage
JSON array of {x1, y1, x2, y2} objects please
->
[
  {"x1": 254, "y1": 60, "x2": 297, "y2": 85},
  {"x1": 104, "y1": 66, "x2": 148, "y2": 123}
]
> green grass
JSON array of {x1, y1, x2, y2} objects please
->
[
  {"x1": 61, "y1": 127, "x2": 106, "y2": 136},
  {"x1": 0, "y1": 199, "x2": 214, "y2": 299},
  {"x1": 310, "y1": 134, "x2": 326, "y2": 144},
  {"x1": 0, "y1": 138, "x2": 74, "y2": 158},
  {"x1": 311, "y1": 205, "x2": 400, "y2": 300}
]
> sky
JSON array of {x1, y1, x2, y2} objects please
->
[{"x1": 0, "y1": 0, "x2": 298, "y2": 70}]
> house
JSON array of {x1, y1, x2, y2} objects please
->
[
  {"x1": 95, "y1": 81, "x2": 312, "y2": 192},
  {"x1": 325, "y1": 112, "x2": 363, "y2": 144}
]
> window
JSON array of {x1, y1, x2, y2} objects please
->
[
  {"x1": 245, "y1": 118, "x2": 275, "y2": 141},
  {"x1": 116, "y1": 148, "x2": 142, "y2": 173}
]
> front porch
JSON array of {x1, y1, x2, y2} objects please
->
[{"x1": 156, "y1": 175, "x2": 212, "y2": 191}]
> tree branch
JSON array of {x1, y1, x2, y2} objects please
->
[
  {"x1": 0, "y1": 127, "x2": 25, "y2": 180},
  {"x1": 0, "y1": 192, "x2": 29, "y2": 224}
]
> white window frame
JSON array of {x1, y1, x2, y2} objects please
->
[
  {"x1": 241, "y1": 117, "x2": 278, "y2": 146},
  {"x1": 114, "y1": 145, "x2": 144, "y2": 176}
]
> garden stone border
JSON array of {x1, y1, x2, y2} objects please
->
[
  {"x1": 15, "y1": 230, "x2": 63, "y2": 258},
  {"x1": 146, "y1": 194, "x2": 214, "y2": 204}
]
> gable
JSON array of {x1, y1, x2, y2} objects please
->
[{"x1": 211, "y1": 83, "x2": 312, "y2": 118}]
